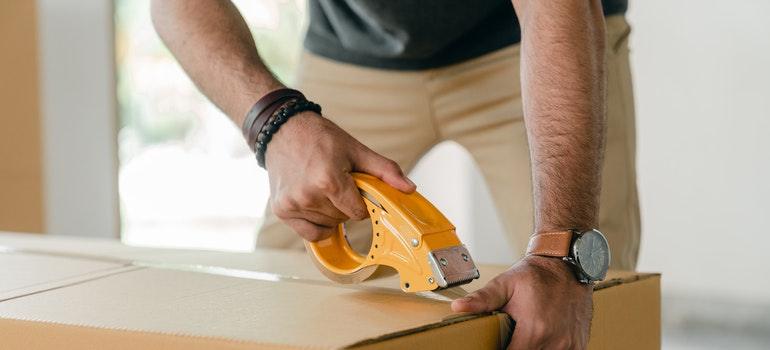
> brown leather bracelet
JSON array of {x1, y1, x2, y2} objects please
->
[
  {"x1": 247, "y1": 96, "x2": 298, "y2": 152},
  {"x1": 242, "y1": 88, "x2": 305, "y2": 152}
]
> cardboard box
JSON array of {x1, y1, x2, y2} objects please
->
[
  {"x1": 0, "y1": 232, "x2": 660, "y2": 349},
  {"x1": 0, "y1": 1, "x2": 44, "y2": 233}
]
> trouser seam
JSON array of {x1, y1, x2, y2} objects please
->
[
  {"x1": 422, "y1": 70, "x2": 444, "y2": 141},
  {"x1": 608, "y1": 20, "x2": 640, "y2": 270}
]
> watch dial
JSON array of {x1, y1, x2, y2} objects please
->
[{"x1": 574, "y1": 230, "x2": 610, "y2": 280}]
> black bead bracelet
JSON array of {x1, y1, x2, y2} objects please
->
[
  {"x1": 241, "y1": 89, "x2": 305, "y2": 153},
  {"x1": 254, "y1": 99, "x2": 322, "y2": 168}
]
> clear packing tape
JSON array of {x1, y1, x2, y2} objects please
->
[{"x1": 0, "y1": 245, "x2": 468, "y2": 303}]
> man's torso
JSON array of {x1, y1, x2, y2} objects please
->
[{"x1": 304, "y1": 0, "x2": 628, "y2": 70}]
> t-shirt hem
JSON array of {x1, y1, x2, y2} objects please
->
[{"x1": 303, "y1": 32, "x2": 519, "y2": 71}]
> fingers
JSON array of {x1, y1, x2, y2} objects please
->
[
  {"x1": 273, "y1": 171, "x2": 371, "y2": 240},
  {"x1": 464, "y1": 260, "x2": 592, "y2": 350},
  {"x1": 508, "y1": 324, "x2": 543, "y2": 350},
  {"x1": 451, "y1": 276, "x2": 512, "y2": 313},
  {"x1": 265, "y1": 117, "x2": 412, "y2": 243},
  {"x1": 326, "y1": 174, "x2": 368, "y2": 221},
  {"x1": 296, "y1": 208, "x2": 344, "y2": 228},
  {"x1": 282, "y1": 218, "x2": 336, "y2": 242},
  {"x1": 352, "y1": 147, "x2": 416, "y2": 193},
  {"x1": 272, "y1": 192, "x2": 346, "y2": 241},
  {"x1": 509, "y1": 321, "x2": 573, "y2": 350}
]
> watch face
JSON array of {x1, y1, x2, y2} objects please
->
[{"x1": 573, "y1": 229, "x2": 610, "y2": 281}]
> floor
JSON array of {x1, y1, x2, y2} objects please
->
[
  {"x1": 662, "y1": 295, "x2": 770, "y2": 349},
  {"x1": 665, "y1": 328, "x2": 770, "y2": 349}
]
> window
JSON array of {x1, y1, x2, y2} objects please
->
[{"x1": 114, "y1": 0, "x2": 307, "y2": 251}]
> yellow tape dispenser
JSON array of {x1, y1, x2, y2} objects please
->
[{"x1": 306, "y1": 173, "x2": 480, "y2": 293}]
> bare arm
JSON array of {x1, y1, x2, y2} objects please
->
[
  {"x1": 152, "y1": 0, "x2": 414, "y2": 241},
  {"x1": 516, "y1": 0, "x2": 606, "y2": 233},
  {"x1": 151, "y1": 0, "x2": 282, "y2": 126},
  {"x1": 453, "y1": 1, "x2": 606, "y2": 348}
]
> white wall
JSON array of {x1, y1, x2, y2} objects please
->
[
  {"x1": 629, "y1": 0, "x2": 770, "y2": 304},
  {"x1": 37, "y1": 1, "x2": 119, "y2": 238},
  {"x1": 410, "y1": 142, "x2": 514, "y2": 265}
]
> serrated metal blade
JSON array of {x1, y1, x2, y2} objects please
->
[{"x1": 416, "y1": 286, "x2": 470, "y2": 302}]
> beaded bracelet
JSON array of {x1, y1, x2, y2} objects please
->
[
  {"x1": 242, "y1": 89, "x2": 305, "y2": 152},
  {"x1": 254, "y1": 99, "x2": 322, "y2": 168}
]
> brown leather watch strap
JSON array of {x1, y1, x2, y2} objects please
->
[{"x1": 526, "y1": 230, "x2": 574, "y2": 257}]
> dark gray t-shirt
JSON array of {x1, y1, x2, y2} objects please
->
[{"x1": 304, "y1": 0, "x2": 628, "y2": 70}]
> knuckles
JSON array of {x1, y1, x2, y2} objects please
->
[
  {"x1": 522, "y1": 321, "x2": 580, "y2": 350},
  {"x1": 350, "y1": 207, "x2": 368, "y2": 221},
  {"x1": 541, "y1": 337, "x2": 574, "y2": 350},
  {"x1": 383, "y1": 159, "x2": 401, "y2": 174},
  {"x1": 294, "y1": 191, "x2": 317, "y2": 209},
  {"x1": 271, "y1": 189, "x2": 319, "y2": 215},
  {"x1": 530, "y1": 319, "x2": 550, "y2": 339},
  {"x1": 300, "y1": 229, "x2": 327, "y2": 242},
  {"x1": 313, "y1": 174, "x2": 340, "y2": 193},
  {"x1": 270, "y1": 197, "x2": 293, "y2": 219},
  {"x1": 555, "y1": 338, "x2": 573, "y2": 349}
]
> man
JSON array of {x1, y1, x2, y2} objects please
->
[{"x1": 153, "y1": 0, "x2": 639, "y2": 348}]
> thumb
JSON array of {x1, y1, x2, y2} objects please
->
[
  {"x1": 352, "y1": 147, "x2": 416, "y2": 193},
  {"x1": 451, "y1": 278, "x2": 511, "y2": 313}
]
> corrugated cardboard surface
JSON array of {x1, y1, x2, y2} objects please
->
[
  {"x1": 589, "y1": 273, "x2": 660, "y2": 349},
  {"x1": 0, "y1": 232, "x2": 660, "y2": 349},
  {"x1": 0, "y1": 232, "x2": 328, "y2": 281},
  {"x1": 0, "y1": 252, "x2": 119, "y2": 293}
]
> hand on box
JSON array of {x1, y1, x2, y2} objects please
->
[
  {"x1": 265, "y1": 112, "x2": 416, "y2": 241},
  {"x1": 451, "y1": 255, "x2": 593, "y2": 350}
]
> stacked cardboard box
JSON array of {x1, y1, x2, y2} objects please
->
[{"x1": 0, "y1": 232, "x2": 659, "y2": 349}]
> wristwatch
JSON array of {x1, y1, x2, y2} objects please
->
[{"x1": 526, "y1": 229, "x2": 611, "y2": 284}]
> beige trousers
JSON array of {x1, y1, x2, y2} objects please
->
[{"x1": 257, "y1": 15, "x2": 640, "y2": 270}]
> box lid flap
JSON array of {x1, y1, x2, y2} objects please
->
[{"x1": 0, "y1": 249, "x2": 133, "y2": 301}]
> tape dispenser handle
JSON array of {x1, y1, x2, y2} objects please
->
[
  {"x1": 305, "y1": 173, "x2": 391, "y2": 280},
  {"x1": 306, "y1": 172, "x2": 458, "y2": 290}
]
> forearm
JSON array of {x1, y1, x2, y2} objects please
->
[
  {"x1": 151, "y1": 0, "x2": 283, "y2": 126},
  {"x1": 513, "y1": 0, "x2": 607, "y2": 233}
]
